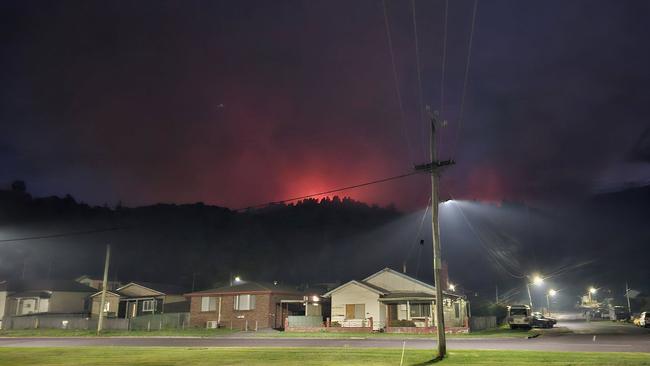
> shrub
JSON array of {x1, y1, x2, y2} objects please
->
[
  {"x1": 330, "y1": 321, "x2": 341, "y2": 327},
  {"x1": 389, "y1": 319, "x2": 416, "y2": 327}
]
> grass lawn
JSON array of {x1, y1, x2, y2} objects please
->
[
  {"x1": 0, "y1": 347, "x2": 648, "y2": 365},
  {"x1": 0, "y1": 328, "x2": 236, "y2": 337}
]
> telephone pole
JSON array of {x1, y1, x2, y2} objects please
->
[
  {"x1": 415, "y1": 109, "x2": 454, "y2": 360},
  {"x1": 97, "y1": 244, "x2": 111, "y2": 334},
  {"x1": 625, "y1": 282, "x2": 632, "y2": 314}
]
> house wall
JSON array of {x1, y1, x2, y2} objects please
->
[
  {"x1": 365, "y1": 271, "x2": 434, "y2": 294},
  {"x1": 49, "y1": 291, "x2": 91, "y2": 313},
  {"x1": 330, "y1": 284, "x2": 381, "y2": 330},
  {"x1": 189, "y1": 293, "x2": 303, "y2": 329},
  {"x1": 90, "y1": 293, "x2": 120, "y2": 317}
]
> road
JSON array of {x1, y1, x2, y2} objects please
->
[{"x1": 0, "y1": 321, "x2": 648, "y2": 353}]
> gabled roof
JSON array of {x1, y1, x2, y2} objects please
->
[
  {"x1": 186, "y1": 281, "x2": 301, "y2": 297},
  {"x1": 116, "y1": 282, "x2": 185, "y2": 296},
  {"x1": 322, "y1": 280, "x2": 387, "y2": 298},
  {"x1": 1, "y1": 279, "x2": 96, "y2": 293},
  {"x1": 89, "y1": 290, "x2": 124, "y2": 298},
  {"x1": 363, "y1": 267, "x2": 437, "y2": 292}
]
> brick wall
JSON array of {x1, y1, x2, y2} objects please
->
[{"x1": 189, "y1": 293, "x2": 303, "y2": 329}]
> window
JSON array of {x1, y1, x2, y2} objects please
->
[
  {"x1": 104, "y1": 301, "x2": 110, "y2": 312},
  {"x1": 454, "y1": 302, "x2": 460, "y2": 319},
  {"x1": 409, "y1": 303, "x2": 431, "y2": 318},
  {"x1": 234, "y1": 295, "x2": 255, "y2": 311},
  {"x1": 345, "y1": 304, "x2": 365, "y2": 319},
  {"x1": 142, "y1": 300, "x2": 156, "y2": 312},
  {"x1": 201, "y1": 296, "x2": 217, "y2": 312}
]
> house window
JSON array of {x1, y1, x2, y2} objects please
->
[
  {"x1": 201, "y1": 296, "x2": 217, "y2": 312},
  {"x1": 142, "y1": 300, "x2": 156, "y2": 312},
  {"x1": 345, "y1": 304, "x2": 365, "y2": 319},
  {"x1": 234, "y1": 295, "x2": 255, "y2": 311},
  {"x1": 409, "y1": 303, "x2": 431, "y2": 318},
  {"x1": 454, "y1": 302, "x2": 460, "y2": 319},
  {"x1": 104, "y1": 302, "x2": 110, "y2": 312}
]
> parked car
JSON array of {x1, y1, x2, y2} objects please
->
[
  {"x1": 609, "y1": 306, "x2": 630, "y2": 322},
  {"x1": 639, "y1": 312, "x2": 650, "y2": 327},
  {"x1": 531, "y1": 312, "x2": 556, "y2": 328},
  {"x1": 507, "y1": 305, "x2": 532, "y2": 329}
]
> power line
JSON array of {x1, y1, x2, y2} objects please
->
[
  {"x1": 382, "y1": 0, "x2": 416, "y2": 165},
  {"x1": 439, "y1": 0, "x2": 449, "y2": 160},
  {"x1": 451, "y1": 0, "x2": 479, "y2": 159},
  {"x1": 0, "y1": 227, "x2": 122, "y2": 243},
  {"x1": 235, "y1": 170, "x2": 423, "y2": 211},
  {"x1": 411, "y1": 0, "x2": 427, "y2": 158}
]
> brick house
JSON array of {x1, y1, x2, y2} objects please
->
[{"x1": 185, "y1": 282, "x2": 304, "y2": 329}]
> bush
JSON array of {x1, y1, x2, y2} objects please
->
[
  {"x1": 389, "y1": 320, "x2": 416, "y2": 327},
  {"x1": 330, "y1": 321, "x2": 341, "y2": 327}
]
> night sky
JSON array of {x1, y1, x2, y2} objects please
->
[{"x1": 2, "y1": 0, "x2": 650, "y2": 211}]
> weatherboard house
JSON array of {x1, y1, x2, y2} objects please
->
[
  {"x1": 323, "y1": 268, "x2": 468, "y2": 332},
  {"x1": 89, "y1": 282, "x2": 189, "y2": 318}
]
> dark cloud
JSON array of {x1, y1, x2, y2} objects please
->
[{"x1": 1, "y1": 0, "x2": 649, "y2": 209}]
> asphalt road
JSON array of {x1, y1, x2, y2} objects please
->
[{"x1": 0, "y1": 321, "x2": 649, "y2": 353}]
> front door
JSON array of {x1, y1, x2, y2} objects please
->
[{"x1": 128, "y1": 302, "x2": 137, "y2": 318}]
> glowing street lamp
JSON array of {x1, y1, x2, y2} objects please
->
[
  {"x1": 448, "y1": 284, "x2": 456, "y2": 292},
  {"x1": 547, "y1": 289, "x2": 557, "y2": 316},
  {"x1": 526, "y1": 274, "x2": 545, "y2": 309},
  {"x1": 588, "y1": 287, "x2": 597, "y2": 303}
]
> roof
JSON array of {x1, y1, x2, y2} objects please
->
[
  {"x1": 322, "y1": 280, "x2": 387, "y2": 298},
  {"x1": 186, "y1": 281, "x2": 302, "y2": 296},
  {"x1": 0, "y1": 279, "x2": 96, "y2": 293},
  {"x1": 117, "y1": 282, "x2": 186, "y2": 295},
  {"x1": 323, "y1": 268, "x2": 464, "y2": 299},
  {"x1": 10, "y1": 291, "x2": 52, "y2": 298}
]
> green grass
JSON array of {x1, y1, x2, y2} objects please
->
[
  {"x1": 0, "y1": 328, "x2": 236, "y2": 337},
  {"x1": 0, "y1": 347, "x2": 647, "y2": 365}
]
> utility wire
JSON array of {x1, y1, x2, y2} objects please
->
[
  {"x1": 411, "y1": 0, "x2": 427, "y2": 159},
  {"x1": 450, "y1": 197, "x2": 525, "y2": 279},
  {"x1": 0, "y1": 227, "x2": 122, "y2": 243},
  {"x1": 382, "y1": 0, "x2": 416, "y2": 165},
  {"x1": 236, "y1": 170, "x2": 423, "y2": 211},
  {"x1": 451, "y1": 0, "x2": 479, "y2": 159},
  {"x1": 439, "y1": 0, "x2": 449, "y2": 159}
]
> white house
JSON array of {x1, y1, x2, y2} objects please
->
[{"x1": 323, "y1": 268, "x2": 468, "y2": 331}]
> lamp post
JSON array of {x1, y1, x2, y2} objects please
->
[
  {"x1": 526, "y1": 275, "x2": 544, "y2": 310},
  {"x1": 587, "y1": 287, "x2": 597, "y2": 304},
  {"x1": 546, "y1": 289, "x2": 557, "y2": 316}
]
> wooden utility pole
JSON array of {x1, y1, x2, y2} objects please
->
[
  {"x1": 97, "y1": 244, "x2": 111, "y2": 334},
  {"x1": 625, "y1": 282, "x2": 632, "y2": 315},
  {"x1": 415, "y1": 109, "x2": 453, "y2": 360}
]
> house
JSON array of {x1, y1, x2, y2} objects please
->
[
  {"x1": 323, "y1": 268, "x2": 469, "y2": 331},
  {"x1": 0, "y1": 279, "x2": 95, "y2": 317},
  {"x1": 185, "y1": 281, "x2": 305, "y2": 329},
  {"x1": 75, "y1": 275, "x2": 122, "y2": 291},
  {"x1": 89, "y1": 282, "x2": 189, "y2": 318}
]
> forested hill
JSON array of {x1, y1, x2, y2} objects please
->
[{"x1": 0, "y1": 183, "x2": 400, "y2": 290}]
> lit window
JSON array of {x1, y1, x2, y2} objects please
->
[
  {"x1": 234, "y1": 295, "x2": 256, "y2": 310},
  {"x1": 409, "y1": 303, "x2": 431, "y2": 318},
  {"x1": 104, "y1": 302, "x2": 110, "y2": 312},
  {"x1": 201, "y1": 297, "x2": 217, "y2": 312},
  {"x1": 142, "y1": 300, "x2": 156, "y2": 312}
]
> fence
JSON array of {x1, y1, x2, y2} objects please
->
[
  {"x1": 469, "y1": 316, "x2": 497, "y2": 331},
  {"x1": 2, "y1": 312, "x2": 189, "y2": 331}
]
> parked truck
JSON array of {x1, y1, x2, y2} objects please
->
[{"x1": 507, "y1": 304, "x2": 532, "y2": 329}]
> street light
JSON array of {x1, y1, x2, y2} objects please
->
[
  {"x1": 234, "y1": 276, "x2": 242, "y2": 283},
  {"x1": 547, "y1": 289, "x2": 557, "y2": 316},
  {"x1": 588, "y1": 287, "x2": 597, "y2": 303},
  {"x1": 526, "y1": 274, "x2": 545, "y2": 310},
  {"x1": 448, "y1": 284, "x2": 456, "y2": 292}
]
